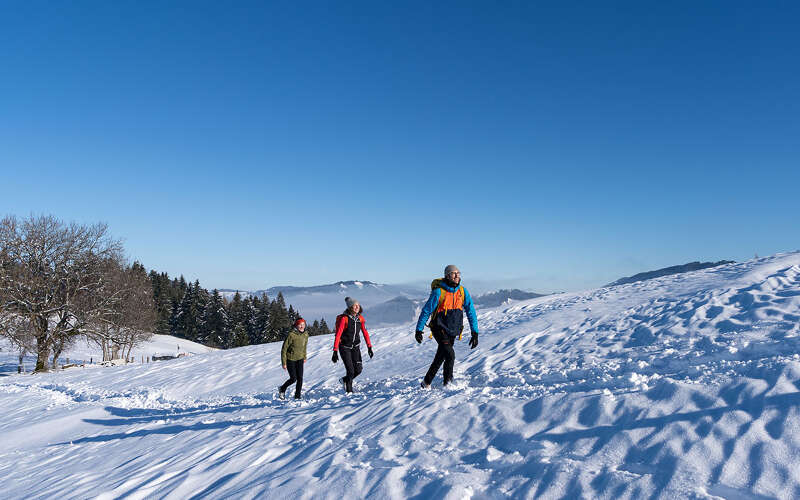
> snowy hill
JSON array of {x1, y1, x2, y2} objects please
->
[
  {"x1": 2, "y1": 253, "x2": 800, "y2": 498},
  {"x1": 606, "y1": 260, "x2": 736, "y2": 287},
  {"x1": 366, "y1": 296, "x2": 420, "y2": 326},
  {"x1": 473, "y1": 288, "x2": 547, "y2": 308},
  {"x1": 0, "y1": 335, "x2": 216, "y2": 375}
]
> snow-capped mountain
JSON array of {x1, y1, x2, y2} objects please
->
[{"x1": 3, "y1": 252, "x2": 800, "y2": 498}]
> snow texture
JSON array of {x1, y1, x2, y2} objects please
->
[{"x1": 2, "y1": 253, "x2": 800, "y2": 499}]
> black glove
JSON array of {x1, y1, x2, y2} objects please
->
[
  {"x1": 468, "y1": 333, "x2": 478, "y2": 349},
  {"x1": 368, "y1": 346, "x2": 374, "y2": 358},
  {"x1": 331, "y1": 351, "x2": 338, "y2": 363},
  {"x1": 415, "y1": 331, "x2": 423, "y2": 344}
]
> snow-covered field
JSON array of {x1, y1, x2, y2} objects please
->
[
  {"x1": 2, "y1": 253, "x2": 800, "y2": 499},
  {"x1": 0, "y1": 335, "x2": 216, "y2": 375}
]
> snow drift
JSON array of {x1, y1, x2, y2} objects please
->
[{"x1": 2, "y1": 253, "x2": 800, "y2": 499}]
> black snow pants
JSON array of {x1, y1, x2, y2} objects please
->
[
  {"x1": 280, "y1": 359, "x2": 304, "y2": 398},
  {"x1": 339, "y1": 346, "x2": 363, "y2": 393},
  {"x1": 423, "y1": 330, "x2": 456, "y2": 386}
]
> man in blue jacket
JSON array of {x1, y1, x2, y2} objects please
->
[{"x1": 415, "y1": 264, "x2": 479, "y2": 388}]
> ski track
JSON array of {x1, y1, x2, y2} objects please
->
[{"x1": 2, "y1": 253, "x2": 800, "y2": 498}]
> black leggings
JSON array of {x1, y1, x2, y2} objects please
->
[
  {"x1": 424, "y1": 333, "x2": 456, "y2": 386},
  {"x1": 339, "y1": 346, "x2": 363, "y2": 392},
  {"x1": 280, "y1": 359, "x2": 304, "y2": 398}
]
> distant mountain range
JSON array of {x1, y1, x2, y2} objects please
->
[
  {"x1": 256, "y1": 280, "x2": 424, "y2": 300},
  {"x1": 220, "y1": 281, "x2": 422, "y2": 300},
  {"x1": 221, "y1": 281, "x2": 426, "y2": 327},
  {"x1": 606, "y1": 260, "x2": 736, "y2": 287},
  {"x1": 219, "y1": 282, "x2": 546, "y2": 327}
]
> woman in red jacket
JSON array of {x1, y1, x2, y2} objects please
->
[{"x1": 331, "y1": 297, "x2": 374, "y2": 393}]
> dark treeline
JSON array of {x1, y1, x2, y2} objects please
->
[{"x1": 148, "y1": 270, "x2": 331, "y2": 348}]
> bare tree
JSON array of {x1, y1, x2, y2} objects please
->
[
  {"x1": 0, "y1": 314, "x2": 35, "y2": 372},
  {"x1": 0, "y1": 215, "x2": 124, "y2": 371},
  {"x1": 85, "y1": 262, "x2": 155, "y2": 361},
  {"x1": 117, "y1": 265, "x2": 156, "y2": 360}
]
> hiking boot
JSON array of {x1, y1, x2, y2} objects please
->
[
  {"x1": 278, "y1": 387, "x2": 286, "y2": 399},
  {"x1": 294, "y1": 395, "x2": 302, "y2": 400},
  {"x1": 420, "y1": 380, "x2": 431, "y2": 389},
  {"x1": 340, "y1": 377, "x2": 347, "y2": 393}
]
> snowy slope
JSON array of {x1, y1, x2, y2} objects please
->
[
  {"x1": 1, "y1": 335, "x2": 216, "y2": 374},
  {"x1": 2, "y1": 253, "x2": 800, "y2": 498}
]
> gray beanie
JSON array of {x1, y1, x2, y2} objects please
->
[
  {"x1": 345, "y1": 297, "x2": 359, "y2": 309},
  {"x1": 444, "y1": 264, "x2": 460, "y2": 276}
]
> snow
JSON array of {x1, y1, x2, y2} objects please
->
[
  {"x1": 2, "y1": 252, "x2": 800, "y2": 498},
  {"x1": 1, "y1": 335, "x2": 216, "y2": 373}
]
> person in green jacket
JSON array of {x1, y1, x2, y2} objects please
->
[{"x1": 279, "y1": 318, "x2": 309, "y2": 399}]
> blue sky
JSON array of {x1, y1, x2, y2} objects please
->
[{"x1": 1, "y1": 1, "x2": 798, "y2": 292}]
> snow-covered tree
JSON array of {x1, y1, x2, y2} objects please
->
[
  {"x1": 0, "y1": 215, "x2": 125, "y2": 371},
  {"x1": 253, "y1": 294, "x2": 270, "y2": 344},
  {"x1": 202, "y1": 289, "x2": 229, "y2": 347},
  {"x1": 268, "y1": 292, "x2": 290, "y2": 341},
  {"x1": 231, "y1": 323, "x2": 249, "y2": 347},
  {"x1": 84, "y1": 262, "x2": 156, "y2": 362}
]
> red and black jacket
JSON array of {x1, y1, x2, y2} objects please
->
[{"x1": 333, "y1": 313, "x2": 372, "y2": 351}]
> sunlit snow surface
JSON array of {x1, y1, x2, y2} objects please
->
[{"x1": 2, "y1": 253, "x2": 800, "y2": 499}]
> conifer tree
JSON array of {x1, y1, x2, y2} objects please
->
[
  {"x1": 228, "y1": 292, "x2": 244, "y2": 330},
  {"x1": 149, "y1": 270, "x2": 171, "y2": 335},
  {"x1": 202, "y1": 289, "x2": 229, "y2": 347},
  {"x1": 253, "y1": 294, "x2": 270, "y2": 344},
  {"x1": 268, "y1": 292, "x2": 290, "y2": 341},
  {"x1": 141, "y1": 265, "x2": 332, "y2": 348},
  {"x1": 168, "y1": 298, "x2": 181, "y2": 337},
  {"x1": 242, "y1": 298, "x2": 259, "y2": 345},
  {"x1": 232, "y1": 323, "x2": 249, "y2": 347},
  {"x1": 319, "y1": 318, "x2": 331, "y2": 336},
  {"x1": 193, "y1": 281, "x2": 209, "y2": 342},
  {"x1": 176, "y1": 283, "x2": 199, "y2": 340}
]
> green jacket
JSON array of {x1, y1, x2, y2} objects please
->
[{"x1": 281, "y1": 328, "x2": 309, "y2": 366}]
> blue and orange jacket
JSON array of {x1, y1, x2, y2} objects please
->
[{"x1": 416, "y1": 280, "x2": 479, "y2": 337}]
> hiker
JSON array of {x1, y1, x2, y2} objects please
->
[
  {"x1": 415, "y1": 265, "x2": 479, "y2": 388},
  {"x1": 331, "y1": 297, "x2": 373, "y2": 393},
  {"x1": 279, "y1": 318, "x2": 309, "y2": 400}
]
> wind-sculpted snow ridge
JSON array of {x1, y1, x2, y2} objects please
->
[{"x1": 2, "y1": 253, "x2": 800, "y2": 499}]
